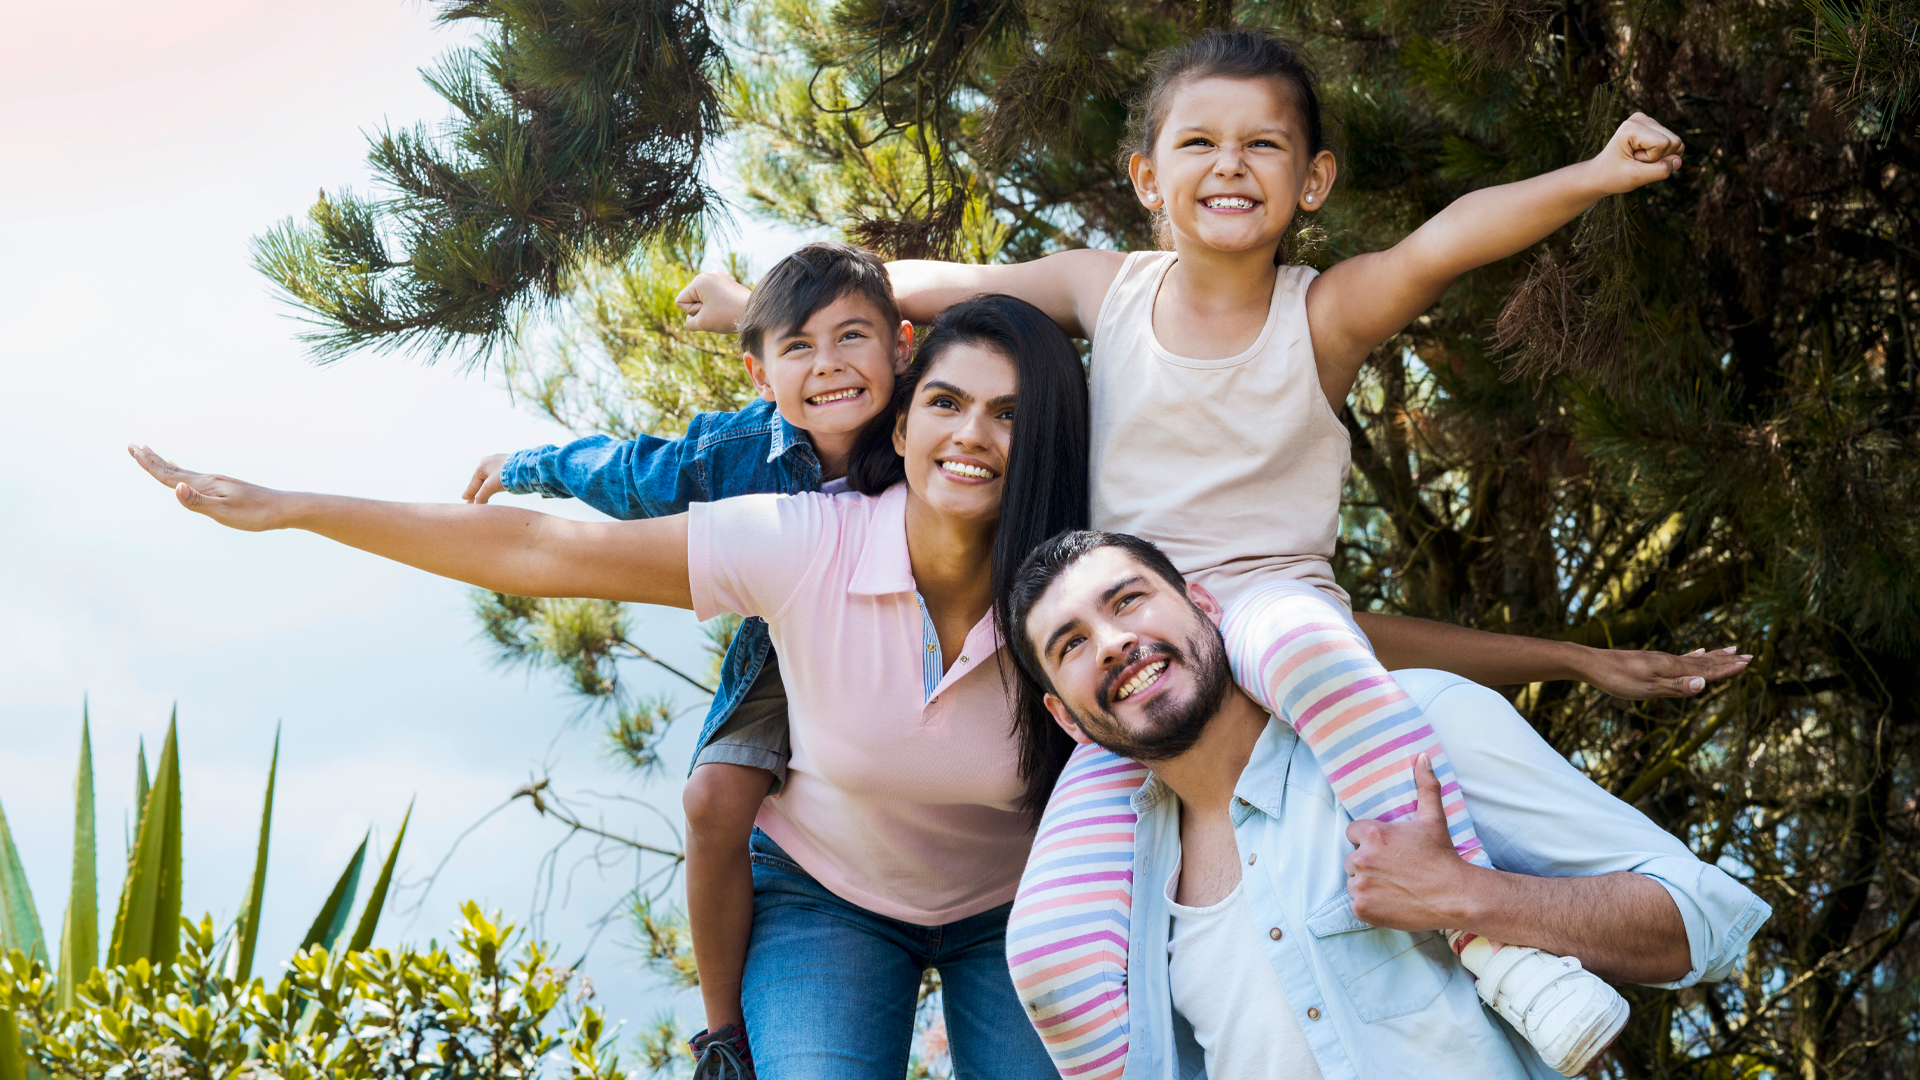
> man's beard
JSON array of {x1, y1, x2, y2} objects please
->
[{"x1": 1067, "y1": 621, "x2": 1232, "y2": 763}]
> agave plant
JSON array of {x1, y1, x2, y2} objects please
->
[{"x1": 0, "y1": 707, "x2": 410, "y2": 1078}]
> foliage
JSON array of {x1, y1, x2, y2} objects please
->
[
  {"x1": 253, "y1": 0, "x2": 727, "y2": 362},
  {"x1": 272, "y1": 0, "x2": 1920, "y2": 1074},
  {"x1": 0, "y1": 904, "x2": 625, "y2": 1080},
  {"x1": 0, "y1": 708, "x2": 411, "y2": 1080}
]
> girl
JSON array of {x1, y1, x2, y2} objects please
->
[
  {"x1": 682, "y1": 28, "x2": 1723, "y2": 1080},
  {"x1": 131, "y1": 294, "x2": 1091, "y2": 1080}
]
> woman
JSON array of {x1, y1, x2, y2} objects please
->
[{"x1": 130, "y1": 294, "x2": 1089, "y2": 1080}]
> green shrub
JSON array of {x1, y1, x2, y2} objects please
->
[{"x1": 0, "y1": 903, "x2": 627, "y2": 1080}]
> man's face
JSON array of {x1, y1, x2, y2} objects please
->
[{"x1": 1024, "y1": 546, "x2": 1233, "y2": 761}]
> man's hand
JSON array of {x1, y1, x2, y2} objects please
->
[
  {"x1": 1579, "y1": 645, "x2": 1750, "y2": 699},
  {"x1": 1344, "y1": 754, "x2": 1474, "y2": 931},
  {"x1": 675, "y1": 271, "x2": 751, "y2": 333},
  {"x1": 129, "y1": 445, "x2": 292, "y2": 532},
  {"x1": 464, "y1": 453, "x2": 510, "y2": 504},
  {"x1": 1586, "y1": 112, "x2": 1684, "y2": 194}
]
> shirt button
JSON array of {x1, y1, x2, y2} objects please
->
[
  {"x1": 1235, "y1": 797, "x2": 1250, "y2": 807},
  {"x1": 959, "y1": 655, "x2": 968, "y2": 663},
  {"x1": 1247, "y1": 853, "x2": 1257, "y2": 865},
  {"x1": 1307, "y1": 1007, "x2": 1321, "y2": 1020},
  {"x1": 927, "y1": 643, "x2": 936, "y2": 653},
  {"x1": 1268, "y1": 928, "x2": 1282, "y2": 941}
]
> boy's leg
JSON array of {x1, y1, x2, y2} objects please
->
[
  {"x1": 1221, "y1": 579, "x2": 1628, "y2": 1077},
  {"x1": 684, "y1": 763, "x2": 777, "y2": 1033},
  {"x1": 1005, "y1": 742, "x2": 1147, "y2": 1080}
]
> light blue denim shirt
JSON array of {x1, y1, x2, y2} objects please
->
[{"x1": 1121, "y1": 669, "x2": 1771, "y2": 1080}]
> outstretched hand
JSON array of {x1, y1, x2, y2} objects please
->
[
  {"x1": 128, "y1": 445, "x2": 290, "y2": 532},
  {"x1": 1583, "y1": 645, "x2": 1750, "y2": 699},
  {"x1": 464, "y1": 453, "x2": 510, "y2": 504},
  {"x1": 1344, "y1": 754, "x2": 1473, "y2": 931},
  {"x1": 1588, "y1": 112, "x2": 1685, "y2": 194}
]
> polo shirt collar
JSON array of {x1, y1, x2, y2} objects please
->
[{"x1": 847, "y1": 483, "x2": 916, "y2": 596}]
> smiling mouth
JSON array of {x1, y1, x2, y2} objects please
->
[
  {"x1": 939, "y1": 460, "x2": 997, "y2": 480},
  {"x1": 808, "y1": 387, "x2": 865, "y2": 405},
  {"x1": 1202, "y1": 196, "x2": 1259, "y2": 210},
  {"x1": 1112, "y1": 659, "x2": 1169, "y2": 702}
]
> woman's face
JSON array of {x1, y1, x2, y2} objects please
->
[{"x1": 892, "y1": 342, "x2": 1018, "y2": 527}]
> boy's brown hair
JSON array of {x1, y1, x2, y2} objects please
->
[{"x1": 737, "y1": 242, "x2": 900, "y2": 357}]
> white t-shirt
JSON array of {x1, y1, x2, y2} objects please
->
[{"x1": 1166, "y1": 864, "x2": 1326, "y2": 1080}]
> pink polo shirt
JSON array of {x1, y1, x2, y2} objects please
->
[{"x1": 687, "y1": 483, "x2": 1032, "y2": 925}]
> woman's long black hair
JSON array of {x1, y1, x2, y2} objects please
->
[{"x1": 847, "y1": 294, "x2": 1089, "y2": 819}]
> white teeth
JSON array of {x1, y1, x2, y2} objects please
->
[
  {"x1": 941, "y1": 460, "x2": 995, "y2": 479},
  {"x1": 809, "y1": 388, "x2": 863, "y2": 404},
  {"x1": 1114, "y1": 660, "x2": 1168, "y2": 701},
  {"x1": 1205, "y1": 196, "x2": 1256, "y2": 209}
]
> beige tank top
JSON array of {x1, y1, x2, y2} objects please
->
[{"x1": 1089, "y1": 251, "x2": 1352, "y2": 609}]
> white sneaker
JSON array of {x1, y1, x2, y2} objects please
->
[{"x1": 1475, "y1": 945, "x2": 1630, "y2": 1077}]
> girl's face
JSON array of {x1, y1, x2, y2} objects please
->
[
  {"x1": 1129, "y1": 75, "x2": 1337, "y2": 258},
  {"x1": 892, "y1": 342, "x2": 1018, "y2": 527}
]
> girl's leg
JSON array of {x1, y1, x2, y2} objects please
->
[
  {"x1": 739, "y1": 831, "x2": 924, "y2": 1080},
  {"x1": 934, "y1": 902, "x2": 1064, "y2": 1080},
  {"x1": 1005, "y1": 743, "x2": 1149, "y2": 1080},
  {"x1": 1221, "y1": 579, "x2": 1628, "y2": 1078},
  {"x1": 1219, "y1": 580, "x2": 1490, "y2": 870}
]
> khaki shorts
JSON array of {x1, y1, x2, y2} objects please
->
[{"x1": 693, "y1": 652, "x2": 792, "y2": 792}]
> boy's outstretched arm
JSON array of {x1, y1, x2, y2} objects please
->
[
  {"x1": 130, "y1": 445, "x2": 693, "y2": 608},
  {"x1": 1353, "y1": 611, "x2": 1748, "y2": 700},
  {"x1": 1307, "y1": 112, "x2": 1685, "y2": 396}
]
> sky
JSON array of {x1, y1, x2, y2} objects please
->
[{"x1": 0, "y1": 0, "x2": 815, "y2": 1035}]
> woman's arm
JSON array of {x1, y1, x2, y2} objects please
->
[
  {"x1": 1306, "y1": 113, "x2": 1685, "y2": 399},
  {"x1": 1353, "y1": 611, "x2": 1749, "y2": 700},
  {"x1": 131, "y1": 446, "x2": 693, "y2": 608}
]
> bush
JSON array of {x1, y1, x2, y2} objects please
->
[{"x1": 0, "y1": 903, "x2": 626, "y2": 1080}]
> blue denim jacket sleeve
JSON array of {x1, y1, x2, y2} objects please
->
[{"x1": 499, "y1": 426, "x2": 707, "y2": 520}]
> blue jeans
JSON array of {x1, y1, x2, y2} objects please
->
[{"x1": 741, "y1": 830, "x2": 1055, "y2": 1080}]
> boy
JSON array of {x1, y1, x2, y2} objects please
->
[{"x1": 466, "y1": 242, "x2": 911, "y2": 1079}]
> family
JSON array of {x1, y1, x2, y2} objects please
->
[{"x1": 133, "y1": 28, "x2": 1769, "y2": 1080}]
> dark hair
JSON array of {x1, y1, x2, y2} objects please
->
[
  {"x1": 1123, "y1": 29, "x2": 1326, "y2": 163},
  {"x1": 847, "y1": 294, "x2": 1092, "y2": 817},
  {"x1": 1122, "y1": 29, "x2": 1329, "y2": 255},
  {"x1": 737, "y1": 242, "x2": 901, "y2": 358},
  {"x1": 1005, "y1": 531, "x2": 1189, "y2": 699}
]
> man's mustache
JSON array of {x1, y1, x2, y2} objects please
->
[{"x1": 1100, "y1": 642, "x2": 1181, "y2": 710}]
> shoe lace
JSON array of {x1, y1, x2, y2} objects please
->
[{"x1": 690, "y1": 1031, "x2": 753, "y2": 1080}]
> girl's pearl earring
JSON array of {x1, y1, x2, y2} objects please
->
[{"x1": 1305, "y1": 194, "x2": 1315, "y2": 203}]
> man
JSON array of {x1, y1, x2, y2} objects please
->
[{"x1": 1006, "y1": 530, "x2": 1770, "y2": 1080}]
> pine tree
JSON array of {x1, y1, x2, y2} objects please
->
[{"x1": 267, "y1": 1, "x2": 1920, "y2": 1074}]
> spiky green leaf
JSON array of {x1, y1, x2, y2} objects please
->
[
  {"x1": 230, "y1": 726, "x2": 279, "y2": 982},
  {"x1": 55, "y1": 711, "x2": 97, "y2": 1009},
  {"x1": 300, "y1": 834, "x2": 366, "y2": 953},
  {"x1": 0, "y1": 804, "x2": 47, "y2": 967},
  {"x1": 109, "y1": 714, "x2": 182, "y2": 968},
  {"x1": 346, "y1": 803, "x2": 411, "y2": 954}
]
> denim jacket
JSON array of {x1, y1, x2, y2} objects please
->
[
  {"x1": 501, "y1": 399, "x2": 824, "y2": 767},
  {"x1": 1122, "y1": 669, "x2": 1772, "y2": 1080}
]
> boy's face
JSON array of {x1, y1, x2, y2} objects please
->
[{"x1": 743, "y1": 293, "x2": 913, "y2": 438}]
